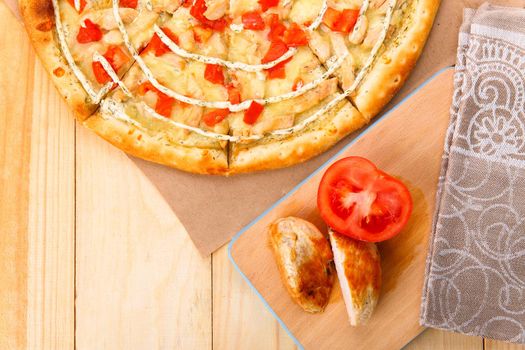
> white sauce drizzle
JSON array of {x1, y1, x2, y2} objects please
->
[
  {"x1": 51, "y1": 0, "x2": 112, "y2": 103},
  {"x1": 153, "y1": 0, "x2": 327, "y2": 72},
  {"x1": 351, "y1": 0, "x2": 369, "y2": 35},
  {"x1": 93, "y1": 52, "x2": 132, "y2": 96},
  {"x1": 74, "y1": 0, "x2": 81, "y2": 12}
]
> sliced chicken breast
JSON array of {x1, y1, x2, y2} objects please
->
[
  {"x1": 329, "y1": 229, "x2": 381, "y2": 325},
  {"x1": 269, "y1": 217, "x2": 335, "y2": 313}
]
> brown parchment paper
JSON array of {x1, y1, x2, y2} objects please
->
[{"x1": 8, "y1": 0, "x2": 525, "y2": 255}]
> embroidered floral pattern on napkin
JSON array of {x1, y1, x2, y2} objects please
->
[{"x1": 421, "y1": 3, "x2": 525, "y2": 344}]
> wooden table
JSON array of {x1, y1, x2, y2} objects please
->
[{"x1": 0, "y1": 1, "x2": 523, "y2": 348}]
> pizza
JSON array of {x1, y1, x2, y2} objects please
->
[{"x1": 20, "y1": 0, "x2": 440, "y2": 174}]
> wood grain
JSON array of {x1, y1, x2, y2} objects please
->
[
  {"x1": 486, "y1": 340, "x2": 525, "y2": 350},
  {"x1": 212, "y1": 246, "x2": 297, "y2": 350},
  {"x1": 405, "y1": 329, "x2": 482, "y2": 350},
  {"x1": 0, "y1": 3, "x2": 33, "y2": 348},
  {"x1": 230, "y1": 69, "x2": 455, "y2": 350},
  {"x1": 26, "y1": 48, "x2": 76, "y2": 350},
  {"x1": 75, "y1": 126, "x2": 212, "y2": 350}
]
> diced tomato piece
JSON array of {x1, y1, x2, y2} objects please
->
[
  {"x1": 204, "y1": 64, "x2": 225, "y2": 85},
  {"x1": 77, "y1": 19, "x2": 103, "y2": 44},
  {"x1": 92, "y1": 61, "x2": 111, "y2": 84},
  {"x1": 137, "y1": 81, "x2": 156, "y2": 95},
  {"x1": 119, "y1": 0, "x2": 138, "y2": 8},
  {"x1": 322, "y1": 7, "x2": 341, "y2": 31},
  {"x1": 261, "y1": 40, "x2": 288, "y2": 64},
  {"x1": 193, "y1": 25, "x2": 213, "y2": 43},
  {"x1": 181, "y1": 0, "x2": 192, "y2": 7},
  {"x1": 283, "y1": 23, "x2": 308, "y2": 47},
  {"x1": 337, "y1": 9, "x2": 359, "y2": 32},
  {"x1": 242, "y1": 11, "x2": 265, "y2": 30},
  {"x1": 155, "y1": 94, "x2": 175, "y2": 117},
  {"x1": 67, "y1": 0, "x2": 86, "y2": 13},
  {"x1": 292, "y1": 77, "x2": 304, "y2": 91},
  {"x1": 266, "y1": 14, "x2": 286, "y2": 41},
  {"x1": 227, "y1": 84, "x2": 241, "y2": 104},
  {"x1": 137, "y1": 82, "x2": 175, "y2": 117},
  {"x1": 190, "y1": 0, "x2": 228, "y2": 31},
  {"x1": 203, "y1": 109, "x2": 229, "y2": 126},
  {"x1": 322, "y1": 7, "x2": 359, "y2": 33},
  {"x1": 143, "y1": 28, "x2": 179, "y2": 56},
  {"x1": 265, "y1": 56, "x2": 291, "y2": 79},
  {"x1": 104, "y1": 46, "x2": 129, "y2": 71},
  {"x1": 258, "y1": 0, "x2": 279, "y2": 12},
  {"x1": 92, "y1": 46, "x2": 129, "y2": 84},
  {"x1": 243, "y1": 101, "x2": 264, "y2": 125}
]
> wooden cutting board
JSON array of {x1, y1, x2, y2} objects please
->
[{"x1": 229, "y1": 68, "x2": 454, "y2": 350}]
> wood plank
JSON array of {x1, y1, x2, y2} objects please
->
[
  {"x1": 26, "y1": 48, "x2": 76, "y2": 350},
  {"x1": 75, "y1": 126, "x2": 212, "y2": 349},
  {"x1": 212, "y1": 245, "x2": 297, "y2": 350},
  {"x1": 405, "y1": 329, "x2": 482, "y2": 350},
  {"x1": 485, "y1": 340, "x2": 525, "y2": 350},
  {"x1": 229, "y1": 69, "x2": 454, "y2": 350},
  {"x1": 0, "y1": 2, "x2": 33, "y2": 348}
]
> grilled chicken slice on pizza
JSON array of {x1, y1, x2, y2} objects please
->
[{"x1": 329, "y1": 228, "x2": 382, "y2": 325}]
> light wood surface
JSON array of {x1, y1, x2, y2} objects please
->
[
  {"x1": 1, "y1": 1, "x2": 524, "y2": 349},
  {"x1": 229, "y1": 69, "x2": 457, "y2": 350}
]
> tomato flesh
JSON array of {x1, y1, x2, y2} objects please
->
[
  {"x1": 190, "y1": 0, "x2": 228, "y2": 31},
  {"x1": 203, "y1": 109, "x2": 229, "y2": 126},
  {"x1": 243, "y1": 101, "x2": 264, "y2": 124},
  {"x1": 322, "y1": 7, "x2": 359, "y2": 33},
  {"x1": 242, "y1": 11, "x2": 265, "y2": 30},
  {"x1": 261, "y1": 40, "x2": 288, "y2": 64},
  {"x1": 267, "y1": 14, "x2": 286, "y2": 41},
  {"x1": 204, "y1": 64, "x2": 225, "y2": 85},
  {"x1": 143, "y1": 27, "x2": 179, "y2": 56},
  {"x1": 77, "y1": 19, "x2": 103, "y2": 43},
  {"x1": 92, "y1": 46, "x2": 129, "y2": 84},
  {"x1": 259, "y1": 0, "x2": 279, "y2": 12},
  {"x1": 119, "y1": 0, "x2": 138, "y2": 8},
  {"x1": 265, "y1": 56, "x2": 291, "y2": 79},
  {"x1": 283, "y1": 23, "x2": 308, "y2": 47},
  {"x1": 317, "y1": 157, "x2": 412, "y2": 242}
]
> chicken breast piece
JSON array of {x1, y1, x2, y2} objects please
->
[
  {"x1": 328, "y1": 229, "x2": 381, "y2": 325},
  {"x1": 269, "y1": 217, "x2": 335, "y2": 313}
]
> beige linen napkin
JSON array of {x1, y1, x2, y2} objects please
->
[{"x1": 421, "y1": 3, "x2": 525, "y2": 344}]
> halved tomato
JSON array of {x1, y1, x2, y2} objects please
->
[{"x1": 317, "y1": 157, "x2": 412, "y2": 242}]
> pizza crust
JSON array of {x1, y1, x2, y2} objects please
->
[
  {"x1": 20, "y1": 0, "x2": 97, "y2": 120},
  {"x1": 84, "y1": 111, "x2": 230, "y2": 175},
  {"x1": 228, "y1": 101, "x2": 367, "y2": 174},
  {"x1": 351, "y1": 0, "x2": 441, "y2": 121}
]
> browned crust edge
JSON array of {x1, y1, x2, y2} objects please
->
[
  {"x1": 228, "y1": 102, "x2": 367, "y2": 174},
  {"x1": 20, "y1": 0, "x2": 96, "y2": 120},
  {"x1": 84, "y1": 111, "x2": 230, "y2": 175},
  {"x1": 351, "y1": 0, "x2": 441, "y2": 120}
]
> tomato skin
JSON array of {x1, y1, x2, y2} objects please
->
[
  {"x1": 77, "y1": 19, "x2": 103, "y2": 43},
  {"x1": 322, "y1": 7, "x2": 359, "y2": 33},
  {"x1": 266, "y1": 14, "x2": 286, "y2": 41},
  {"x1": 143, "y1": 27, "x2": 179, "y2": 56},
  {"x1": 283, "y1": 23, "x2": 308, "y2": 47},
  {"x1": 243, "y1": 101, "x2": 264, "y2": 124},
  {"x1": 190, "y1": 0, "x2": 228, "y2": 31},
  {"x1": 258, "y1": 0, "x2": 279, "y2": 12},
  {"x1": 204, "y1": 64, "x2": 225, "y2": 85},
  {"x1": 261, "y1": 40, "x2": 288, "y2": 64},
  {"x1": 203, "y1": 109, "x2": 229, "y2": 126},
  {"x1": 92, "y1": 61, "x2": 111, "y2": 84},
  {"x1": 242, "y1": 11, "x2": 265, "y2": 30},
  {"x1": 317, "y1": 157, "x2": 413, "y2": 243},
  {"x1": 119, "y1": 0, "x2": 138, "y2": 8}
]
